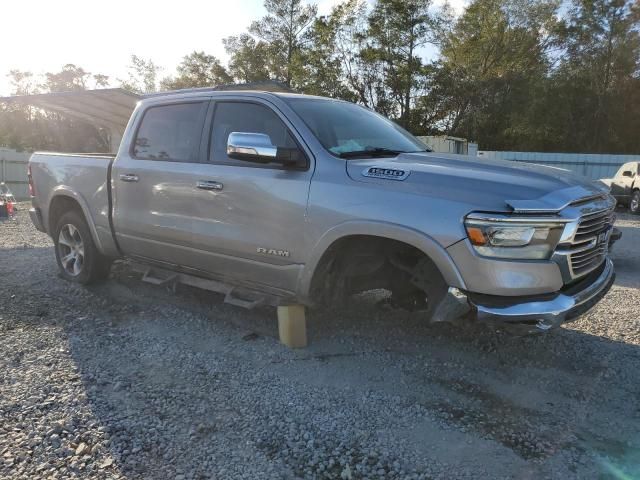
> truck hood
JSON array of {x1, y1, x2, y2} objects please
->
[{"x1": 346, "y1": 152, "x2": 610, "y2": 213}]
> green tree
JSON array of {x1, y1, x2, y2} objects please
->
[
  {"x1": 93, "y1": 74, "x2": 110, "y2": 88},
  {"x1": 43, "y1": 64, "x2": 91, "y2": 92},
  {"x1": 295, "y1": 0, "x2": 366, "y2": 100},
  {"x1": 7, "y1": 70, "x2": 37, "y2": 96},
  {"x1": 119, "y1": 55, "x2": 161, "y2": 94},
  {"x1": 0, "y1": 71, "x2": 38, "y2": 149},
  {"x1": 548, "y1": 0, "x2": 640, "y2": 153},
  {"x1": 161, "y1": 51, "x2": 232, "y2": 90},
  {"x1": 363, "y1": 0, "x2": 441, "y2": 127},
  {"x1": 425, "y1": 0, "x2": 559, "y2": 148},
  {"x1": 327, "y1": 0, "x2": 376, "y2": 105},
  {"x1": 223, "y1": 34, "x2": 271, "y2": 83},
  {"x1": 248, "y1": 0, "x2": 318, "y2": 86}
]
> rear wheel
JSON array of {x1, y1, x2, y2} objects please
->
[
  {"x1": 630, "y1": 190, "x2": 640, "y2": 214},
  {"x1": 54, "y1": 210, "x2": 111, "y2": 284}
]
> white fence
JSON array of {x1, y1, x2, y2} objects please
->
[
  {"x1": 0, "y1": 148, "x2": 30, "y2": 199},
  {"x1": 478, "y1": 151, "x2": 640, "y2": 180}
]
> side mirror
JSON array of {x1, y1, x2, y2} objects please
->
[
  {"x1": 622, "y1": 170, "x2": 633, "y2": 177},
  {"x1": 227, "y1": 132, "x2": 277, "y2": 163},
  {"x1": 227, "y1": 132, "x2": 306, "y2": 168}
]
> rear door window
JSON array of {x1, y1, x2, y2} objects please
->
[{"x1": 133, "y1": 102, "x2": 208, "y2": 162}]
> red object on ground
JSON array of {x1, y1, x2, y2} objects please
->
[{"x1": 6, "y1": 201, "x2": 14, "y2": 216}]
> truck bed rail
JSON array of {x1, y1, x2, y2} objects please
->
[{"x1": 32, "y1": 152, "x2": 116, "y2": 159}]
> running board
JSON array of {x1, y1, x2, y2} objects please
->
[
  {"x1": 224, "y1": 291, "x2": 265, "y2": 310},
  {"x1": 132, "y1": 262, "x2": 282, "y2": 310},
  {"x1": 142, "y1": 269, "x2": 177, "y2": 286}
]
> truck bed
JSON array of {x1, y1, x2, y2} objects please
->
[{"x1": 29, "y1": 151, "x2": 116, "y2": 254}]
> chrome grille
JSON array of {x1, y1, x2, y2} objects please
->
[
  {"x1": 569, "y1": 209, "x2": 614, "y2": 278},
  {"x1": 570, "y1": 244, "x2": 608, "y2": 276},
  {"x1": 573, "y1": 209, "x2": 615, "y2": 244}
]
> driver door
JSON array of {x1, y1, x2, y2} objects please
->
[{"x1": 187, "y1": 98, "x2": 314, "y2": 293}]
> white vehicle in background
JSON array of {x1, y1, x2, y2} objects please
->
[{"x1": 601, "y1": 162, "x2": 640, "y2": 214}]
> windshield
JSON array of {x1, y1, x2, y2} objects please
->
[{"x1": 285, "y1": 97, "x2": 428, "y2": 157}]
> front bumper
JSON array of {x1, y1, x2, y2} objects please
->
[{"x1": 466, "y1": 258, "x2": 615, "y2": 334}]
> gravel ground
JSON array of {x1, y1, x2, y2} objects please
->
[{"x1": 1, "y1": 202, "x2": 639, "y2": 479}]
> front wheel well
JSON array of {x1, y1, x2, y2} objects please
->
[{"x1": 308, "y1": 235, "x2": 448, "y2": 312}]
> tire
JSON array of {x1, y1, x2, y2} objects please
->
[
  {"x1": 630, "y1": 190, "x2": 640, "y2": 215},
  {"x1": 54, "y1": 210, "x2": 111, "y2": 284}
]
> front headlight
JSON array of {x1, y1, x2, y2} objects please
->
[{"x1": 464, "y1": 215, "x2": 565, "y2": 260}]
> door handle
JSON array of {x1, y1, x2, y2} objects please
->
[
  {"x1": 119, "y1": 173, "x2": 139, "y2": 183},
  {"x1": 196, "y1": 180, "x2": 223, "y2": 191}
]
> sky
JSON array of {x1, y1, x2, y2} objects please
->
[{"x1": 0, "y1": 0, "x2": 468, "y2": 96}]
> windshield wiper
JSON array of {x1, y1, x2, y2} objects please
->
[
  {"x1": 338, "y1": 147, "x2": 407, "y2": 159},
  {"x1": 338, "y1": 147, "x2": 428, "y2": 159}
]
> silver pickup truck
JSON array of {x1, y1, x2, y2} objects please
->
[{"x1": 28, "y1": 89, "x2": 620, "y2": 334}]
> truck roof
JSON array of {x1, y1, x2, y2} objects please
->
[{"x1": 139, "y1": 88, "x2": 331, "y2": 105}]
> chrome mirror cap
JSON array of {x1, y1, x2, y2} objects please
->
[{"x1": 227, "y1": 132, "x2": 277, "y2": 161}]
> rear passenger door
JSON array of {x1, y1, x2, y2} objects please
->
[{"x1": 112, "y1": 98, "x2": 212, "y2": 266}]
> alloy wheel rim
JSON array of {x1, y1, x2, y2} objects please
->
[
  {"x1": 632, "y1": 195, "x2": 639, "y2": 212},
  {"x1": 57, "y1": 224, "x2": 85, "y2": 276}
]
